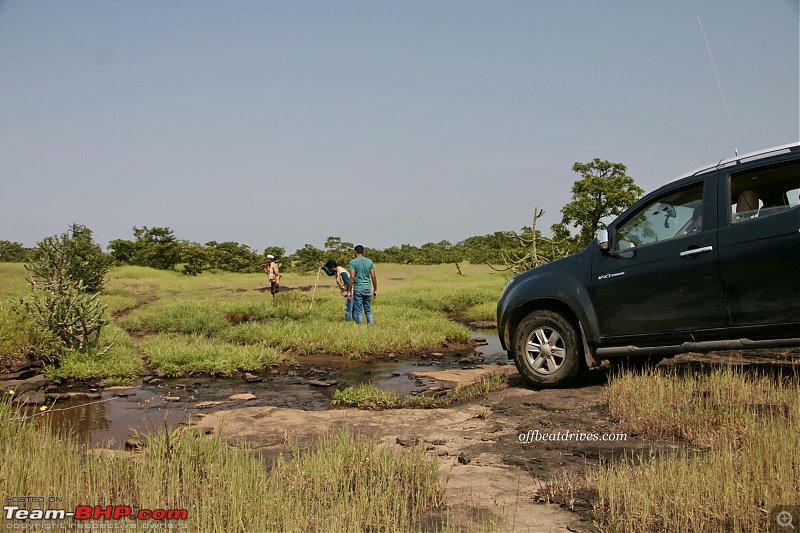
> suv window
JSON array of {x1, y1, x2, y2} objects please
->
[
  {"x1": 614, "y1": 183, "x2": 704, "y2": 250},
  {"x1": 730, "y1": 160, "x2": 800, "y2": 224}
]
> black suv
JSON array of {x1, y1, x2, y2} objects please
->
[{"x1": 497, "y1": 143, "x2": 800, "y2": 388}]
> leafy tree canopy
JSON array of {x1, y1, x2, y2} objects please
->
[
  {"x1": 552, "y1": 158, "x2": 644, "y2": 253},
  {"x1": 0, "y1": 240, "x2": 33, "y2": 263}
]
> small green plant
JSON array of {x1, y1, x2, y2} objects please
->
[
  {"x1": 332, "y1": 383, "x2": 404, "y2": 409},
  {"x1": 332, "y1": 373, "x2": 508, "y2": 410}
]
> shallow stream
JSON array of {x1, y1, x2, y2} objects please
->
[{"x1": 44, "y1": 331, "x2": 508, "y2": 448}]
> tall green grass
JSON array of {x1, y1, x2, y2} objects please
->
[
  {"x1": 138, "y1": 334, "x2": 289, "y2": 376},
  {"x1": 223, "y1": 311, "x2": 469, "y2": 358},
  {"x1": 0, "y1": 263, "x2": 30, "y2": 299},
  {"x1": 0, "y1": 394, "x2": 449, "y2": 532},
  {"x1": 578, "y1": 366, "x2": 800, "y2": 532},
  {"x1": 0, "y1": 300, "x2": 58, "y2": 361}
]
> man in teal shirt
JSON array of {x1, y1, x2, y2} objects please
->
[{"x1": 347, "y1": 245, "x2": 377, "y2": 326}]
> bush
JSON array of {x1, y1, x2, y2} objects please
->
[
  {"x1": 26, "y1": 224, "x2": 108, "y2": 294},
  {"x1": 17, "y1": 285, "x2": 109, "y2": 354},
  {"x1": 18, "y1": 224, "x2": 112, "y2": 358}
]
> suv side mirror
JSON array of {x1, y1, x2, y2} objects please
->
[{"x1": 596, "y1": 228, "x2": 609, "y2": 251}]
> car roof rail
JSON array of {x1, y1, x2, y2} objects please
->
[{"x1": 674, "y1": 142, "x2": 800, "y2": 181}]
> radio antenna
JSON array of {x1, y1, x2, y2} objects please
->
[{"x1": 697, "y1": 15, "x2": 738, "y2": 157}]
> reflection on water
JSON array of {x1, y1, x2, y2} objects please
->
[
  {"x1": 42, "y1": 388, "x2": 189, "y2": 449},
  {"x1": 40, "y1": 330, "x2": 505, "y2": 449}
]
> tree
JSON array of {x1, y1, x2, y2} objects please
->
[
  {"x1": 0, "y1": 240, "x2": 33, "y2": 262},
  {"x1": 181, "y1": 241, "x2": 210, "y2": 276},
  {"x1": 107, "y1": 238, "x2": 137, "y2": 264},
  {"x1": 490, "y1": 209, "x2": 570, "y2": 275},
  {"x1": 132, "y1": 226, "x2": 181, "y2": 270},
  {"x1": 262, "y1": 246, "x2": 286, "y2": 264},
  {"x1": 457, "y1": 231, "x2": 524, "y2": 264},
  {"x1": 205, "y1": 241, "x2": 262, "y2": 273},
  {"x1": 418, "y1": 240, "x2": 459, "y2": 265},
  {"x1": 552, "y1": 159, "x2": 644, "y2": 253},
  {"x1": 109, "y1": 226, "x2": 181, "y2": 270},
  {"x1": 289, "y1": 244, "x2": 323, "y2": 273},
  {"x1": 323, "y1": 236, "x2": 354, "y2": 268}
]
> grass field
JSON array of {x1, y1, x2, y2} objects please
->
[{"x1": 0, "y1": 261, "x2": 506, "y2": 382}]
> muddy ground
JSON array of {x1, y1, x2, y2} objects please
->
[{"x1": 191, "y1": 347, "x2": 800, "y2": 533}]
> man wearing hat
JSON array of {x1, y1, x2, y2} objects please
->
[{"x1": 262, "y1": 254, "x2": 280, "y2": 297}]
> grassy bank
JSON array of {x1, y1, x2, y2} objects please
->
[
  {"x1": 550, "y1": 366, "x2": 800, "y2": 532},
  {"x1": 1, "y1": 262, "x2": 504, "y2": 381}
]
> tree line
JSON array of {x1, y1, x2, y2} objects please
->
[{"x1": 1, "y1": 158, "x2": 643, "y2": 275}]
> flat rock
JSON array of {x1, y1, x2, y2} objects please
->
[
  {"x1": 65, "y1": 392, "x2": 102, "y2": 401},
  {"x1": 396, "y1": 436, "x2": 420, "y2": 447},
  {"x1": 229, "y1": 393, "x2": 257, "y2": 402},
  {"x1": 12, "y1": 390, "x2": 46, "y2": 405},
  {"x1": 45, "y1": 393, "x2": 71, "y2": 402},
  {"x1": 308, "y1": 380, "x2": 338, "y2": 387},
  {"x1": 0, "y1": 369, "x2": 38, "y2": 381},
  {"x1": 193, "y1": 401, "x2": 227, "y2": 409},
  {"x1": 0, "y1": 374, "x2": 50, "y2": 395}
]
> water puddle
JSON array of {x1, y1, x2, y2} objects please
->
[{"x1": 41, "y1": 331, "x2": 508, "y2": 448}]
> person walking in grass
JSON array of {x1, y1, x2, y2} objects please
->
[
  {"x1": 347, "y1": 245, "x2": 377, "y2": 326},
  {"x1": 320, "y1": 259, "x2": 352, "y2": 321},
  {"x1": 262, "y1": 254, "x2": 280, "y2": 298}
]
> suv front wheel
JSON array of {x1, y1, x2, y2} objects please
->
[{"x1": 512, "y1": 310, "x2": 583, "y2": 388}]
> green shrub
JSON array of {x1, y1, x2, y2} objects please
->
[{"x1": 0, "y1": 302, "x2": 58, "y2": 363}]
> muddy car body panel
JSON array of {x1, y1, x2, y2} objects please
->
[{"x1": 498, "y1": 142, "x2": 800, "y2": 387}]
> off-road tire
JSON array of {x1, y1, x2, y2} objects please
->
[{"x1": 512, "y1": 310, "x2": 583, "y2": 388}]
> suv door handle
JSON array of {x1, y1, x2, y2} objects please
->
[{"x1": 680, "y1": 246, "x2": 714, "y2": 257}]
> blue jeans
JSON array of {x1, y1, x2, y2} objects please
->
[
  {"x1": 343, "y1": 296, "x2": 353, "y2": 321},
  {"x1": 351, "y1": 290, "x2": 374, "y2": 326}
]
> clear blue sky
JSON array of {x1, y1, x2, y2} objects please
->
[{"x1": 1, "y1": 0, "x2": 798, "y2": 255}]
